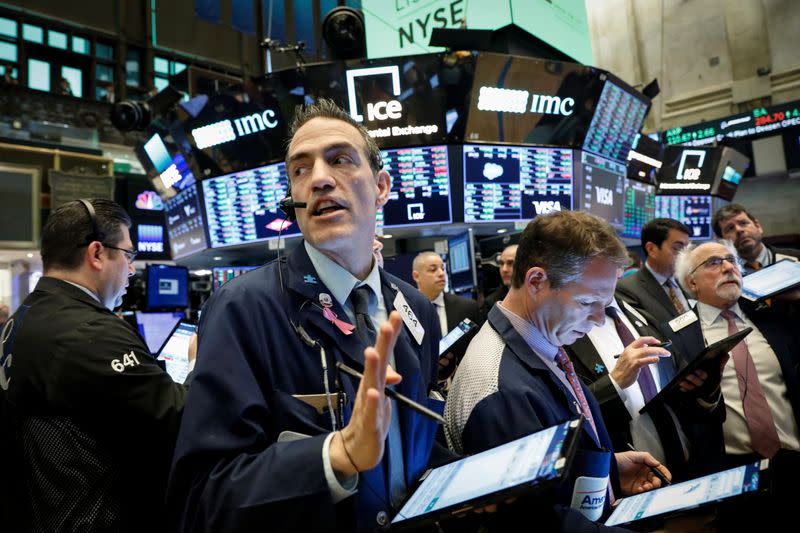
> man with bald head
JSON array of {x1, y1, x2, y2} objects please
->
[
  {"x1": 674, "y1": 241, "x2": 800, "y2": 463},
  {"x1": 412, "y1": 251, "x2": 479, "y2": 379}
]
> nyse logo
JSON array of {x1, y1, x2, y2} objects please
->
[
  {"x1": 596, "y1": 187, "x2": 614, "y2": 206},
  {"x1": 532, "y1": 201, "x2": 562, "y2": 214},
  {"x1": 346, "y1": 66, "x2": 402, "y2": 123}
]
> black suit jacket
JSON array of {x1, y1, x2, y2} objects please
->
[
  {"x1": 616, "y1": 265, "x2": 689, "y2": 327},
  {"x1": 568, "y1": 300, "x2": 725, "y2": 480},
  {"x1": 441, "y1": 293, "x2": 481, "y2": 367},
  {"x1": 670, "y1": 299, "x2": 800, "y2": 454}
]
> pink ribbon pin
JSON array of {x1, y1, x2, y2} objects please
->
[{"x1": 323, "y1": 307, "x2": 355, "y2": 335}]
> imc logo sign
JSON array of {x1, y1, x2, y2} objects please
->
[
  {"x1": 191, "y1": 109, "x2": 279, "y2": 149},
  {"x1": 477, "y1": 86, "x2": 575, "y2": 116},
  {"x1": 346, "y1": 66, "x2": 403, "y2": 122}
]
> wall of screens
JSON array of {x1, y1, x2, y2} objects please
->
[
  {"x1": 462, "y1": 144, "x2": 574, "y2": 222},
  {"x1": 380, "y1": 145, "x2": 452, "y2": 227},
  {"x1": 582, "y1": 80, "x2": 650, "y2": 163},
  {"x1": 575, "y1": 151, "x2": 626, "y2": 229},
  {"x1": 202, "y1": 162, "x2": 299, "y2": 249}
]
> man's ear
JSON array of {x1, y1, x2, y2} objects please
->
[
  {"x1": 644, "y1": 241, "x2": 656, "y2": 258},
  {"x1": 85, "y1": 242, "x2": 104, "y2": 272},
  {"x1": 411, "y1": 270, "x2": 420, "y2": 284},
  {"x1": 524, "y1": 267, "x2": 549, "y2": 295},
  {"x1": 375, "y1": 169, "x2": 391, "y2": 207}
]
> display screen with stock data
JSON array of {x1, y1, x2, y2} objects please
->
[
  {"x1": 462, "y1": 145, "x2": 573, "y2": 222},
  {"x1": 202, "y1": 162, "x2": 300, "y2": 248},
  {"x1": 621, "y1": 179, "x2": 656, "y2": 239},
  {"x1": 582, "y1": 80, "x2": 649, "y2": 163},
  {"x1": 654, "y1": 195, "x2": 713, "y2": 240},
  {"x1": 379, "y1": 145, "x2": 452, "y2": 227},
  {"x1": 164, "y1": 184, "x2": 208, "y2": 259},
  {"x1": 576, "y1": 152, "x2": 625, "y2": 229}
]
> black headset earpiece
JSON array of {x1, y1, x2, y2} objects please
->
[
  {"x1": 77, "y1": 198, "x2": 106, "y2": 246},
  {"x1": 279, "y1": 196, "x2": 298, "y2": 222}
]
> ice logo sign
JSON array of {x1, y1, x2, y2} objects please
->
[
  {"x1": 346, "y1": 66, "x2": 403, "y2": 123},
  {"x1": 677, "y1": 150, "x2": 706, "y2": 181}
]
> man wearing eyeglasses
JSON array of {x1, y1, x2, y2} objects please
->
[
  {"x1": 674, "y1": 241, "x2": 800, "y2": 464},
  {"x1": 674, "y1": 240, "x2": 800, "y2": 530},
  {"x1": 0, "y1": 199, "x2": 190, "y2": 532}
]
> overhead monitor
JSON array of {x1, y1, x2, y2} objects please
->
[
  {"x1": 448, "y1": 229, "x2": 477, "y2": 294},
  {"x1": 465, "y1": 53, "x2": 601, "y2": 147},
  {"x1": 146, "y1": 265, "x2": 189, "y2": 310},
  {"x1": 123, "y1": 174, "x2": 170, "y2": 260},
  {"x1": 626, "y1": 133, "x2": 663, "y2": 185},
  {"x1": 202, "y1": 162, "x2": 300, "y2": 249},
  {"x1": 575, "y1": 151, "x2": 626, "y2": 230},
  {"x1": 462, "y1": 144, "x2": 574, "y2": 223},
  {"x1": 654, "y1": 195, "x2": 714, "y2": 240},
  {"x1": 164, "y1": 183, "x2": 208, "y2": 260},
  {"x1": 713, "y1": 146, "x2": 750, "y2": 201},
  {"x1": 380, "y1": 145, "x2": 452, "y2": 227},
  {"x1": 657, "y1": 147, "x2": 720, "y2": 196},
  {"x1": 582, "y1": 79, "x2": 650, "y2": 163},
  {"x1": 621, "y1": 179, "x2": 656, "y2": 239},
  {"x1": 212, "y1": 266, "x2": 259, "y2": 291},
  {"x1": 142, "y1": 133, "x2": 173, "y2": 174}
]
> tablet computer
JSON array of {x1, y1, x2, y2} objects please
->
[
  {"x1": 741, "y1": 259, "x2": 800, "y2": 301},
  {"x1": 156, "y1": 321, "x2": 197, "y2": 384},
  {"x1": 439, "y1": 318, "x2": 478, "y2": 357},
  {"x1": 640, "y1": 327, "x2": 752, "y2": 414},
  {"x1": 390, "y1": 418, "x2": 582, "y2": 530},
  {"x1": 605, "y1": 460, "x2": 769, "y2": 528}
]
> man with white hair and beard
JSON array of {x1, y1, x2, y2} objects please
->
[{"x1": 673, "y1": 240, "x2": 800, "y2": 464}]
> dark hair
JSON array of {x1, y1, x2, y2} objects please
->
[
  {"x1": 512, "y1": 211, "x2": 628, "y2": 289},
  {"x1": 285, "y1": 98, "x2": 383, "y2": 173},
  {"x1": 41, "y1": 199, "x2": 132, "y2": 271},
  {"x1": 640, "y1": 218, "x2": 691, "y2": 250},
  {"x1": 712, "y1": 203, "x2": 757, "y2": 237}
]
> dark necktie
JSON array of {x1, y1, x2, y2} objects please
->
[
  {"x1": 605, "y1": 307, "x2": 658, "y2": 402},
  {"x1": 746, "y1": 260, "x2": 763, "y2": 271},
  {"x1": 664, "y1": 279, "x2": 687, "y2": 315},
  {"x1": 350, "y1": 284, "x2": 406, "y2": 505},
  {"x1": 721, "y1": 309, "x2": 781, "y2": 458},
  {"x1": 555, "y1": 348, "x2": 599, "y2": 444},
  {"x1": 350, "y1": 285, "x2": 376, "y2": 347}
]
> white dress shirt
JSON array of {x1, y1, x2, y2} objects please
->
[
  {"x1": 696, "y1": 301, "x2": 800, "y2": 455},
  {"x1": 432, "y1": 291, "x2": 448, "y2": 337}
]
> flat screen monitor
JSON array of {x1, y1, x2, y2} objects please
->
[
  {"x1": 202, "y1": 162, "x2": 300, "y2": 249},
  {"x1": 621, "y1": 179, "x2": 656, "y2": 239},
  {"x1": 379, "y1": 145, "x2": 452, "y2": 227},
  {"x1": 582, "y1": 80, "x2": 650, "y2": 163},
  {"x1": 146, "y1": 265, "x2": 189, "y2": 309},
  {"x1": 626, "y1": 133, "x2": 663, "y2": 185},
  {"x1": 462, "y1": 144, "x2": 574, "y2": 223},
  {"x1": 164, "y1": 183, "x2": 208, "y2": 259},
  {"x1": 576, "y1": 151, "x2": 626, "y2": 229},
  {"x1": 448, "y1": 229, "x2": 477, "y2": 294},
  {"x1": 212, "y1": 266, "x2": 259, "y2": 290},
  {"x1": 713, "y1": 146, "x2": 750, "y2": 201},
  {"x1": 654, "y1": 195, "x2": 714, "y2": 240},
  {"x1": 134, "y1": 311, "x2": 185, "y2": 353},
  {"x1": 142, "y1": 133, "x2": 173, "y2": 174},
  {"x1": 657, "y1": 147, "x2": 721, "y2": 196}
]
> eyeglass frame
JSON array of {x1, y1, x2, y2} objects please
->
[
  {"x1": 689, "y1": 254, "x2": 739, "y2": 277},
  {"x1": 77, "y1": 241, "x2": 138, "y2": 263}
]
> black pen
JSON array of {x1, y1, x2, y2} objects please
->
[
  {"x1": 614, "y1": 341, "x2": 672, "y2": 359},
  {"x1": 336, "y1": 362, "x2": 445, "y2": 424},
  {"x1": 626, "y1": 443, "x2": 671, "y2": 486}
]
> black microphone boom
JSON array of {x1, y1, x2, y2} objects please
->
[{"x1": 279, "y1": 196, "x2": 307, "y2": 222}]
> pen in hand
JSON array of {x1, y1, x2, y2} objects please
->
[
  {"x1": 626, "y1": 443, "x2": 671, "y2": 486},
  {"x1": 614, "y1": 340, "x2": 672, "y2": 359},
  {"x1": 336, "y1": 362, "x2": 445, "y2": 424}
]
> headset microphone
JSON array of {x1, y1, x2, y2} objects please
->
[{"x1": 279, "y1": 196, "x2": 308, "y2": 222}]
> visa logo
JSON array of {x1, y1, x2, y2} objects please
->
[{"x1": 532, "y1": 201, "x2": 562, "y2": 214}]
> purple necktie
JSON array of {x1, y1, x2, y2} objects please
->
[
  {"x1": 721, "y1": 309, "x2": 781, "y2": 458},
  {"x1": 605, "y1": 307, "x2": 658, "y2": 402}
]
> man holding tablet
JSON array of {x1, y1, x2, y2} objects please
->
[{"x1": 445, "y1": 211, "x2": 671, "y2": 532}]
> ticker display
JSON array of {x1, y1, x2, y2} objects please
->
[
  {"x1": 621, "y1": 180, "x2": 656, "y2": 239},
  {"x1": 654, "y1": 195, "x2": 713, "y2": 240},
  {"x1": 164, "y1": 184, "x2": 208, "y2": 259},
  {"x1": 583, "y1": 80, "x2": 649, "y2": 163},
  {"x1": 202, "y1": 162, "x2": 300, "y2": 249},
  {"x1": 380, "y1": 145, "x2": 452, "y2": 227},
  {"x1": 462, "y1": 144, "x2": 573, "y2": 222}
]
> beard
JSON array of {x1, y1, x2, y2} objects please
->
[{"x1": 715, "y1": 275, "x2": 742, "y2": 302}]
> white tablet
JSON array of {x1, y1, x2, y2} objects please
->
[
  {"x1": 741, "y1": 259, "x2": 800, "y2": 302},
  {"x1": 156, "y1": 321, "x2": 196, "y2": 384}
]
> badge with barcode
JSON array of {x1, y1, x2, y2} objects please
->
[{"x1": 393, "y1": 292, "x2": 425, "y2": 345}]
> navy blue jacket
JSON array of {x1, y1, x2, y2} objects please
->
[{"x1": 167, "y1": 244, "x2": 443, "y2": 532}]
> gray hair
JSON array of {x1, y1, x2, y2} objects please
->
[{"x1": 674, "y1": 239, "x2": 739, "y2": 298}]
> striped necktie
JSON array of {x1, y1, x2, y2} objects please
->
[{"x1": 664, "y1": 279, "x2": 687, "y2": 314}]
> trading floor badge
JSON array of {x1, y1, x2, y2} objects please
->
[{"x1": 319, "y1": 293, "x2": 333, "y2": 308}]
